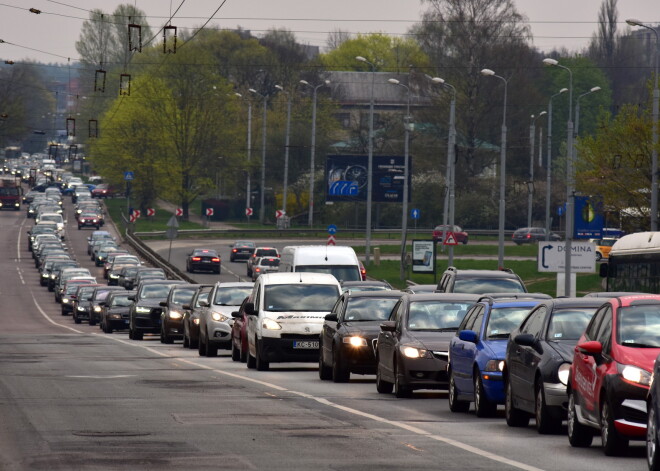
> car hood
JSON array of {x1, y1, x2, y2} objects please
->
[
  {"x1": 210, "y1": 305, "x2": 241, "y2": 317},
  {"x1": 614, "y1": 345, "x2": 660, "y2": 372},
  {"x1": 107, "y1": 306, "x2": 131, "y2": 314},
  {"x1": 341, "y1": 321, "x2": 384, "y2": 338},
  {"x1": 135, "y1": 299, "x2": 165, "y2": 309},
  {"x1": 481, "y1": 339, "x2": 507, "y2": 359},
  {"x1": 408, "y1": 331, "x2": 455, "y2": 350},
  {"x1": 548, "y1": 340, "x2": 578, "y2": 362}
]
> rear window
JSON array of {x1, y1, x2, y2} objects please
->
[
  {"x1": 295, "y1": 265, "x2": 361, "y2": 282},
  {"x1": 256, "y1": 248, "x2": 278, "y2": 257},
  {"x1": 260, "y1": 258, "x2": 280, "y2": 267}
]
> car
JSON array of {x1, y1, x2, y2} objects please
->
[
  {"x1": 39, "y1": 257, "x2": 72, "y2": 286},
  {"x1": 340, "y1": 280, "x2": 392, "y2": 293},
  {"x1": 128, "y1": 280, "x2": 187, "y2": 341},
  {"x1": 186, "y1": 248, "x2": 221, "y2": 274},
  {"x1": 447, "y1": 294, "x2": 551, "y2": 417},
  {"x1": 60, "y1": 279, "x2": 97, "y2": 315},
  {"x1": 118, "y1": 265, "x2": 140, "y2": 290},
  {"x1": 436, "y1": 267, "x2": 527, "y2": 294},
  {"x1": 47, "y1": 260, "x2": 78, "y2": 292},
  {"x1": 512, "y1": 227, "x2": 561, "y2": 245},
  {"x1": 159, "y1": 284, "x2": 202, "y2": 344},
  {"x1": 88, "y1": 286, "x2": 126, "y2": 326},
  {"x1": 77, "y1": 212, "x2": 102, "y2": 230},
  {"x1": 229, "y1": 240, "x2": 255, "y2": 262},
  {"x1": 99, "y1": 291, "x2": 136, "y2": 333},
  {"x1": 133, "y1": 268, "x2": 167, "y2": 287},
  {"x1": 95, "y1": 247, "x2": 128, "y2": 267},
  {"x1": 230, "y1": 296, "x2": 253, "y2": 362},
  {"x1": 86, "y1": 230, "x2": 114, "y2": 255},
  {"x1": 319, "y1": 290, "x2": 403, "y2": 382},
  {"x1": 504, "y1": 297, "x2": 603, "y2": 433},
  {"x1": 250, "y1": 256, "x2": 280, "y2": 281},
  {"x1": 27, "y1": 224, "x2": 57, "y2": 250},
  {"x1": 91, "y1": 183, "x2": 113, "y2": 198},
  {"x1": 55, "y1": 268, "x2": 93, "y2": 302},
  {"x1": 567, "y1": 294, "x2": 660, "y2": 456},
  {"x1": 432, "y1": 224, "x2": 469, "y2": 244},
  {"x1": 71, "y1": 284, "x2": 102, "y2": 324},
  {"x1": 246, "y1": 247, "x2": 280, "y2": 278},
  {"x1": 375, "y1": 293, "x2": 481, "y2": 397},
  {"x1": 181, "y1": 285, "x2": 214, "y2": 349},
  {"x1": 106, "y1": 255, "x2": 141, "y2": 283},
  {"x1": 198, "y1": 282, "x2": 254, "y2": 356},
  {"x1": 403, "y1": 284, "x2": 437, "y2": 294},
  {"x1": 590, "y1": 237, "x2": 617, "y2": 261}
]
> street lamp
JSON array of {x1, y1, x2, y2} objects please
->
[
  {"x1": 388, "y1": 78, "x2": 412, "y2": 280},
  {"x1": 546, "y1": 88, "x2": 568, "y2": 240},
  {"x1": 356, "y1": 55, "x2": 376, "y2": 264},
  {"x1": 428, "y1": 76, "x2": 457, "y2": 266},
  {"x1": 575, "y1": 87, "x2": 601, "y2": 137},
  {"x1": 235, "y1": 92, "x2": 253, "y2": 221},
  {"x1": 274, "y1": 84, "x2": 291, "y2": 217},
  {"x1": 299, "y1": 79, "x2": 330, "y2": 228},
  {"x1": 626, "y1": 19, "x2": 659, "y2": 230},
  {"x1": 480, "y1": 68, "x2": 509, "y2": 270},
  {"x1": 528, "y1": 111, "x2": 547, "y2": 227},
  {"x1": 249, "y1": 88, "x2": 269, "y2": 224},
  {"x1": 543, "y1": 57, "x2": 574, "y2": 296}
]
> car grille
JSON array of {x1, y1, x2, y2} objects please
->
[{"x1": 280, "y1": 334, "x2": 319, "y2": 340}]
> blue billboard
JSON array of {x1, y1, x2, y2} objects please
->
[{"x1": 574, "y1": 195, "x2": 604, "y2": 239}]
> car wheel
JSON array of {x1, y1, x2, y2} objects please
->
[
  {"x1": 332, "y1": 347, "x2": 350, "y2": 383},
  {"x1": 474, "y1": 372, "x2": 497, "y2": 417},
  {"x1": 246, "y1": 343, "x2": 256, "y2": 369},
  {"x1": 376, "y1": 361, "x2": 393, "y2": 394},
  {"x1": 448, "y1": 369, "x2": 469, "y2": 413},
  {"x1": 103, "y1": 323, "x2": 112, "y2": 334},
  {"x1": 205, "y1": 340, "x2": 218, "y2": 357},
  {"x1": 393, "y1": 360, "x2": 412, "y2": 398},
  {"x1": 318, "y1": 345, "x2": 332, "y2": 380},
  {"x1": 215, "y1": 268, "x2": 221, "y2": 274},
  {"x1": 162, "y1": 328, "x2": 174, "y2": 345},
  {"x1": 462, "y1": 237, "x2": 468, "y2": 245},
  {"x1": 255, "y1": 338, "x2": 269, "y2": 371},
  {"x1": 567, "y1": 390, "x2": 594, "y2": 447},
  {"x1": 89, "y1": 317, "x2": 96, "y2": 327},
  {"x1": 198, "y1": 334, "x2": 206, "y2": 356},
  {"x1": 231, "y1": 341, "x2": 241, "y2": 361},
  {"x1": 183, "y1": 331, "x2": 190, "y2": 348},
  {"x1": 239, "y1": 340, "x2": 247, "y2": 363},
  {"x1": 596, "y1": 252, "x2": 602, "y2": 261},
  {"x1": 74, "y1": 316, "x2": 81, "y2": 324},
  {"x1": 648, "y1": 401, "x2": 660, "y2": 471},
  {"x1": 601, "y1": 398, "x2": 628, "y2": 456},
  {"x1": 77, "y1": 225, "x2": 81, "y2": 230},
  {"x1": 132, "y1": 329, "x2": 143, "y2": 341},
  {"x1": 535, "y1": 383, "x2": 562, "y2": 434},
  {"x1": 505, "y1": 380, "x2": 530, "y2": 427}
]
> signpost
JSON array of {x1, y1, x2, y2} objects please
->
[
  {"x1": 327, "y1": 224, "x2": 338, "y2": 246},
  {"x1": 537, "y1": 241, "x2": 596, "y2": 296},
  {"x1": 327, "y1": 235, "x2": 336, "y2": 246},
  {"x1": 166, "y1": 215, "x2": 179, "y2": 262}
]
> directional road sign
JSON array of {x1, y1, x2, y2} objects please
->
[
  {"x1": 245, "y1": 207, "x2": 253, "y2": 217},
  {"x1": 410, "y1": 208, "x2": 420, "y2": 220},
  {"x1": 124, "y1": 171, "x2": 134, "y2": 181},
  {"x1": 327, "y1": 235, "x2": 336, "y2": 246},
  {"x1": 537, "y1": 241, "x2": 596, "y2": 273},
  {"x1": 205, "y1": 208, "x2": 214, "y2": 217},
  {"x1": 327, "y1": 224, "x2": 338, "y2": 235},
  {"x1": 175, "y1": 208, "x2": 183, "y2": 217},
  {"x1": 443, "y1": 232, "x2": 459, "y2": 246},
  {"x1": 146, "y1": 208, "x2": 155, "y2": 217},
  {"x1": 275, "y1": 209, "x2": 285, "y2": 219}
]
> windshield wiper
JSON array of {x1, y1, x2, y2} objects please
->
[
  {"x1": 487, "y1": 333, "x2": 511, "y2": 339},
  {"x1": 621, "y1": 341, "x2": 660, "y2": 348}
]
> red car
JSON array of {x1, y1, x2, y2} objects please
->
[
  {"x1": 230, "y1": 295, "x2": 253, "y2": 363},
  {"x1": 91, "y1": 184, "x2": 113, "y2": 198},
  {"x1": 567, "y1": 294, "x2": 660, "y2": 455},
  {"x1": 432, "y1": 224, "x2": 468, "y2": 244},
  {"x1": 78, "y1": 212, "x2": 102, "y2": 230}
]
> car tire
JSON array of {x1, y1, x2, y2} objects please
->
[
  {"x1": 462, "y1": 237, "x2": 468, "y2": 245},
  {"x1": 103, "y1": 323, "x2": 112, "y2": 334},
  {"x1": 89, "y1": 317, "x2": 96, "y2": 327},
  {"x1": 198, "y1": 334, "x2": 206, "y2": 356},
  {"x1": 393, "y1": 360, "x2": 412, "y2": 398},
  {"x1": 162, "y1": 328, "x2": 174, "y2": 344},
  {"x1": 474, "y1": 372, "x2": 497, "y2": 417},
  {"x1": 601, "y1": 398, "x2": 628, "y2": 456},
  {"x1": 215, "y1": 268, "x2": 221, "y2": 274},
  {"x1": 535, "y1": 383, "x2": 562, "y2": 434},
  {"x1": 567, "y1": 390, "x2": 594, "y2": 447},
  {"x1": 376, "y1": 362, "x2": 393, "y2": 394},
  {"x1": 231, "y1": 341, "x2": 241, "y2": 361},
  {"x1": 332, "y1": 347, "x2": 350, "y2": 383},
  {"x1": 648, "y1": 401, "x2": 660, "y2": 471},
  {"x1": 131, "y1": 328, "x2": 143, "y2": 341},
  {"x1": 505, "y1": 380, "x2": 530, "y2": 427},
  {"x1": 246, "y1": 344, "x2": 256, "y2": 369},
  {"x1": 77, "y1": 225, "x2": 81, "y2": 230},
  {"x1": 255, "y1": 338, "x2": 269, "y2": 371},
  {"x1": 448, "y1": 370, "x2": 470, "y2": 413},
  {"x1": 183, "y1": 330, "x2": 190, "y2": 348},
  {"x1": 74, "y1": 316, "x2": 81, "y2": 324},
  {"x1": 205, "y1": 341, "x2": 218, "y2": 358},
  {"x1": 318, "y1": 342, "x2": 332, "y2": 380}
]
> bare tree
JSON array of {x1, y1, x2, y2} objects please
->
[{"x1": 325, "y1": 29, "x2": 352, "y2": 51}]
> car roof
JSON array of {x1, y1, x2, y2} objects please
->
[
  {"x1": 452, "y1": 269, "x2": 521, "y2": 279},
  {"x1": 403, "y1": 293, "x2": 483, "y2": 302},
  {"x1": 213, "y1": 281, "x2": 254, "y2": 288},
  {"x1": 345, "y1": 290, "x2": 403, "y2": 299},
  {"x1": 536, "y1": 297, "x2": 609, "y2": 308}
]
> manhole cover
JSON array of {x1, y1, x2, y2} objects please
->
[{"x1": 72, "y1": 431, "x2": 150, "y2": 438}]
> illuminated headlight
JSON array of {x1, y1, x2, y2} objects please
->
[
  {"x1": 193, "y1": 318, "x2": 200, "y2": 325},
  {"x1": 262, "y1": 318, "x2": 282, "y2": 330},
  {"x1": 77, "y1": 306, "x2": 85, "y2": 311},
  {"x1": 62, "y1": 298, "x2": 70, "y2": 304},
  {"x1": 557, "y1": 363, "x2": 571, "y2": 385},
  {"x1": 169, "y1": 310, "x2": 183, "y2": 319},
  {"x1": 401, "y1": 346, "x2": 432, "y2": 359},
  {"x1": 484, "y1": 360, "x2": 505, "y2": 372},
  {"x1": 92, "y1": 219, "x2": 97, "y2": 223},
  {"x1": 211, "y1": 312, "x2": 228, "y2": 322},
  {"x1": 135, "y1": 306, "x2": 151, "y2": 313},
  {"x1": 110, "y1": 314, "x2": 122, "y2": 319},
  {"x1": 343, "y1": 336, "x2": 367, "y2": 347},
  {"x1": 619, "y1": 364, "x2": 652, "y2": 386},
  {"x1": 109, "y1": 274, "x2": 119, "y2": 279},
  {"x1": 93, "y1": 306, "x2": 102, "y2": 313},
  {"x1": 98, "y1": 256, "x2": 105, "y2": 261},
  {"x1": 42, "y1": 273, "x2": 49, "y2": 278},
  {"x1": 50, "y1": 274, "x2": 57, "y2": 279}
]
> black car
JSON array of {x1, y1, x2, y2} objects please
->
[
  {"x1": 100, "y1": 291, "x2": 136, "y2": 333},
  {"x1": 88, "y1": 286, "x2": 127, "y2": 326},
  {"x1": 504, "y1": 298, "x2": 601, "y2": 433},
  {"x1": 160, "y1": 284, "x2": 201, "y2": 344},
  {"x1": 436, "y1": 267, "x2": 527, "y2": 294},
  {"x1": 47, "y1": 260, "x2": 78, "y2": 292},
  {"x1": 319, "y1": 290, "x2": 403, "y2": 382},
  {"x1": 118, "y1": 265, "x2": 140, "y2": 290},
  {"x1": 229, "y1": 240, "x2": 256, "y2": 262},
  {"x1": 128, "y1": 280, "x2": 187, "y2": 340},
  {"x1": 512, "y1": 227, "x2": 561, "y2": 245},
  {"x1": 375, "y1": 293, "x2": 481, "y2": 397},
  {"x1": 71, "y1": 284, "x2": 102, "y2": 324},
  {"x1": 186, "y1": 248, "x2": 221, "y2": 274},
  {"x1": 181, "y1": 285, "x2": 213, "y2": 349}
]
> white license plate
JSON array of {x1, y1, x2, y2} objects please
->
[{"x1": 293, "y1": 341, "x2": 319, "y2": 349}]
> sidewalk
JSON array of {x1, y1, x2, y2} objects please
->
[{"x1": 157, "y1": 199, "x2": 238, "y2": 230}]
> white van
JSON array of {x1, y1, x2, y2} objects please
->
[
  {"x1": 279, "y1": 245, "x2": 361, "y2": 282},
  {"x1": 245, "y1": 272, "x2": 341, "y2": 370}
]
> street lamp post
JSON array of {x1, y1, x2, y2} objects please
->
[
  {"x1": 235, "y1": 92, "x2": 253, "y2": 221},
  {"x1": 274, "y1": 85, "x2": 291, "y2": 216},
  {"x1": 627, "y1": 19, "x2": 659, "y2": 230},
  {"x1": 300, "y1": 79, "x2": 330, "y2": 228},
  {"x1": 575, "y1": 87, "x2": 602, "y2": 137},
  {"x1": 249, "y1": 88, "x2": 269, "y2": 224},
  {"x1": 356, "y1": 55, "x2": 376, "y2": 264},
  {"x1": 388, "y1": 78, "x2": 412, "y2": 281},
  {"x1": 481, "y1": 68, "x2": 509, "y2": 270},
  {"x1": 543, "y1": 58, "x2": 574, "y2": 296},
  {"x1": 546, "y1": 88, "x2": 568, "y2": 240},
  {"x1": 528, "y1": 111, "x2": 547, "y2": 227}
]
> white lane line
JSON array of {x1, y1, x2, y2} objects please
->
[
  {"x1": 31, "y1": 292, "x2": 84, "y2": 334},
  {"x1": 16, "y1": 216, "x2": 25, "y2": 261},
  {"x1": 66, "y1": 375, "x2": 136, "y2": 379},
  {"x1": 17, "y1": 267, "x2": 25, "y2": 285}
]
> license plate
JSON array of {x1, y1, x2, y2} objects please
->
[
  {"x1": 202, "y1": 260, "x2": 211, "y2": 263},
  {"x1": 293, "y1": 341, "x2": 319, "y2": 349}
]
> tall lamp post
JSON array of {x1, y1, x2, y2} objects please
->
[
  {"x1": 388, "y1": 78, "x2": 412, "y2": 280},
  {"x1": 300, "y1": 79, "x2": 330, "y2": 228},
  {"x1": 481, "y1": 68, "x2": 509, "y2": 270},
  {"x1": 545, "y1": 88, "x2": 568, "y2": 240},
  {"x1": 249, "y1": 88, "x2": 269, "y2": 224},
  {"x1": 356, "y1": 55, "x2": 376, "y2": 264},
  {"x1": 543, "y1": 58, "x2": 573, "y2": 296},
  {"x1": 528, "y1": 111, "x2": 547, "y2": 227},
  {"x1": 627, "y1": 19, "x2": 659, "y2": 231},
  {"x1": 575, "y1": 87, "x2": 601, "y2": 137},
  {"x1": 235, "y1": 92, "x2": 253, "y2": 221},
  {"x1": 274, "y1": 85, "x2": 291, "y2": 217}
]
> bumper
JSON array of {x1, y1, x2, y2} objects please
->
[
  {"x1": 544, "y1": 381, "x2": 568, "y2": 409},
  {"x1": 339, "y1": 343, "x2": 378, "y2": 374},
  {"x1": 614, "y1": 399, "x2": 648, "y2": 438},
  {"x1": 133, "y1": 314, "x2": 161, "y2": 333},
  {"x1": 260, "y1": 336, "x2": 320, "y2": 363},
  {"x1": 190, "y1": 262, "x2": 220, "y2": 272},
  {"x1": 481, "y1": 371, "x2": 505, "y2": 403},
  {"x1": 399, "y1": 356, "x2": 449, "y2": 390},
  {"x1": 164, "y1": 318, "x2": 184, "y2": 338},
  {"x1": 208, "y1": 321, "x2": 232, "y2": 346},
  {"x1": 106, "y1": 315, "x2": 130, "y2": 330}
]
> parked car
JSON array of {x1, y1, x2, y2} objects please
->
[
  {"x1": 250, "y1": 256, "x2": 280, "y2": 281},
  {"x1": 319, "y1": 290, "x2": 403, "y2": 382},
  {"x1": 229, "y1": 240, "x2": 256, "y2": 262},
  {"x1": 567, "y1": 294, "x2": 660, "y2": 456},
  {"x1": 99, "y1": 290, "x2": 136, "y2": 333},
  {"x1": 375, "y1": 293, "x2": 481, "y2": 397},
  {"x1": 159, "y1": 284, "x2": 201, "y2": 344},
  {"x1": 186, "y1": 248, "x2": 221, "y2": 274},
  {"x1": 436, "y1": 267, "x2": 527, "y2": 294},
  {"x1": 128, "y1": 280, "x2": 187, "y2": 341},
  {"x1": 504, "y1": 297, "x2": 602, "y2": 433},
  {"x1": 432, "y1": 224, "x2": 469, "y2": 244},
  {"x1": 181, "y1": 285, "x2": 214, "y2": 349},
  {"x1": 512, "y1": 227, "x2": 561, "y2": 245},
  {"x1": 590, "y1": 237, "x2": 617, "y2": 261}
]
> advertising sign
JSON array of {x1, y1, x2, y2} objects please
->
[
  {"x1": 537, "y1": 241, "x2": 596, "y2": 273},
  {"x1": 325, "y1": 154, "x2": 411, "y2": 203},
  {"x1": 574, "y1": 195, "x2": 604, "y2": 239},
  {"x1": 412, "y1": 240, "x2": 435, "y2": 274}
]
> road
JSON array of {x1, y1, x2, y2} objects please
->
[{"x1": 0, "y1": 203, "x2": 646, "y2": 470}]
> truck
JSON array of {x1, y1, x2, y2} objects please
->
[{"x1": 0, "y1": 178, "x2": 22, "y2": 210}]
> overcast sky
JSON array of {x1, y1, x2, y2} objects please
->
[{"x1": 0, "y1": 0, "x2": 658, "y2": 63}]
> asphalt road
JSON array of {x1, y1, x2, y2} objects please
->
[{"x1": 0, "y1": 203, "x2": 647, "y2": 470}]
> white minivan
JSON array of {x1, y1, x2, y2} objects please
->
[
  {"x1": 279, "y1": 245, "x2": 362, "y2": 282},
  {"x1": 245, "y1": 272, "x2": 341, "y2": 371}
]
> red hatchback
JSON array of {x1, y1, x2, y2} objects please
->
[
  {"x1": 567, "y1": 295, "x2": 660, "y2": 455},
  {"x1": 432, "y1": 224, "x2": 468, "y2": 244}
]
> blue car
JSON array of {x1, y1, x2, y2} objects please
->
[{"x1": 447, "y1": 294, "x2": 550, "y2": 417}]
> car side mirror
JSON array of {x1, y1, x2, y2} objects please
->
[
  {"x1": 159, "y1": 301, "x2": 167, "y2": 307},
  {"x1": 577, "y1": 340, "x2": 602, "y2": 356},
  {"x1": 244, "y1": 302, "x2": 255, "y2": 315},
  {"x1": 182, "y1": 304, "x2": 191, "y2": 310},
  {"x1": 458, "y1": 330, "x2": 478, "y2": 343},
  {"x1": 231, "y1": 311, "x2": 241, "y2": 319},
  {"x1": 513, "y1": 333, "x2": 536, "y2": 347},
  {"x1": 324, "y1": 313, "x2": 338, "y2": 322},
  {"x1": 380, "y1": 321, "x2": 396, "y2": 332}
]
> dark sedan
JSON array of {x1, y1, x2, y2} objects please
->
[
  {"x1": 511, "y1": 227, "x2": 561, "y2": 244},
  {"x1": 71, "y1": 284, "x2": 102, "y2": 324},
  {"x1": 100, "y1": 291, "x2": 136, "y2": 333},
  {"x1": 229, "y1": 240, "x2": 256, "y2": 262},
  {"x1": 160, "y1": 284, "x2": 201, "y2": 343},
  {"x1": 88, "y1": 286, "x2": 127, "y2": 326},
  {"x1": 375, "y1": 293, "x2": 481, "y2": 397},
  {"x1": 319, "y1": 290, "x2": 403, "y2": 382},
  {"x1": 128, "y1": 280, "x2": 187, "y2": 340},
  {"x1": 182, "y1": 285, "x2": 213, "y2": 349},
  {"x1": 186, "y1": 248, "x2": 221, "y2": 274}
]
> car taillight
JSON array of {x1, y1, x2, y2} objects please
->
[
  {"x1": 192, "y1": 257, "x2": 201, "y2": 261},
  {"x1": 232, "y1": 249, "x2": 237, "y2": 253},
  {"x1": 211, "y1": 258, "x2": 220, "y2": 262},
  {"x1": 526, "y1": 234, "x2": 531, "y2": 239},
  {"x1": 361, "y1": 267, "x2": 367, "y2": 280},
  {"x1": 255, "y1": 267, "x2": 261, "y2": 273}
]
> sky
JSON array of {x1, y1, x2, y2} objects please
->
[{"x1": 0, "y1": 0, "x2": 658, "y2": 63}]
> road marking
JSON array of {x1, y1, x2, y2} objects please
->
[
  {"x1": 66, "y1": 375, "x2": 136, "y2": 379},
  {"x1": 31, "y1": 291, "x2": 84, "y2": 334}
]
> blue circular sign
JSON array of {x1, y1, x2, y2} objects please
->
[{"x1": 327, "y1": 224, "x2": 338, "y2": 235}]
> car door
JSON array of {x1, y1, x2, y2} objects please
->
[
  {"x1": 515, "y1": 306, "x2": 548, "y2": 409},
  {"x1": 322, "y1": 295, "x2": 346, "y2": 365},
  {"x1": 451, "y1": 305, "x2": 481, "y2": 392},
  {"x1": 246, "y1": 283, "x2": 262, "y2": 358},
  {"x1": 378, "y1": 299, "x2": 404, "y2": 382}
]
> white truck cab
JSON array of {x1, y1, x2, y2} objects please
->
[
  {"x1": 279, "y1": 245, "x2": 361, "y2": 282},
  {"x1": 245, "y1": 272, "x2": 341, "y2": 371}
]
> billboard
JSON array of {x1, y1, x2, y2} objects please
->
[
  {"x1": 574, "y1": 195, "x2": 604, "y2": 239},
  {"x1": 412, "y1": 240, "x2": 435, "y2": 274},
  {"x1": 325, "y1": 154, "x2": 411, "y2": 203}
]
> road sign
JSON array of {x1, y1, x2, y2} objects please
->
[
  {"x1": 245, "y1": 207, "x2": 253, "y2": 217},
  {"x1": 166, "y1": 215, "x2": 179, "y2": 228},
  {"x1": 146, "y1": 208, "x2": 155, "y2": 217},
  {"x1": 129, "y1": 209, "x2": 140, "y2": 223},
  {"x1": 175, "y1": 208, "x2": 183, "y2": 217},
  {"x1": 443, "y1": 232, "x2": 459, "y2": 246},
  {"x1": 327, "y1": 235, "x2": 336, "y2": 246},
  {"x1": 205, "y1": 208, "x2": 214, "y2": 217},
  {"x1": 537, "y1": 241, "x2": 596, "y2": 273},
  {"x1": 275, "y1": 209, "x2": 285, "y2": 219},
  {"x1": 165, "y1": 227, "x2": 178, "y2": 239},
  {"x1": 123, "y1": 171, "x2": 134, "y2": 181},
  {"x1": 410, "y1": 208, "x2": 420, "y2": 220},
  {"x1": 327, "y1": 224, "x2": 338, "y2": 235}
]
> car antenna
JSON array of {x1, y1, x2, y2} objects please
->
[{"x1": 325, "y1": 245, "x2": 328, "y2": 261}]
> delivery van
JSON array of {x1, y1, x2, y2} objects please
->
[{"x1": 279, "y1": 245, "x2": 361, "y2": 282}]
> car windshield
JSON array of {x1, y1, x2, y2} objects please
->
[
  {"x1": 78, "y1": 287, "x2": 97, "y2": 299},
  {"x1": 486, "y1": 307, "x2": 535, "y2": 339},
  {"x1": 214, "y1": 287, "x2": 253, "y2": 306},
  {"x1": 453, "y1": 278, "x2": 526, "y2": 294},
  {"x1": 547, "y1": 308, "x2": 597, "y2": 341},
  {"x1": 295, "y1": 265, "x2": 361, "y2": 282},
  {"x1": 264, "y1": 284, "x2": 338, "y2": 312},
  {"x1": 343, "y1": 297, "x2": 399, "y2": 321},
  {"x1": 140, "y1": 284, "x2": 176, "y2": 299},
  {"x1": 93, "y1": 290, "x2": 116, "y2": 302},
  {"x1": 110, "y1": 295, "x2": 133, "y2": 307},
  {"x1": 171, "y1": 288, "x2": 197, "y2": 305},
  {"x1": 616, "y1": 305, "x2": 660, "y2": 348},
  {"x1": 195, "y1": 291, "x2": 210, "y2": 308},
  {"x1": 407, "y1": 301, "x2": 472, "y2": 331},
  {"x1": 113, "y1": 257, "x2": 139, "y2": 265}
]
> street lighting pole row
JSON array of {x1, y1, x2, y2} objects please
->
[
  {"x1": 546, "y1": 88, "x2": 568, "y2": 241},
  {"x1": 528, "y1": 111, "x2": 546, "y2": 228}
]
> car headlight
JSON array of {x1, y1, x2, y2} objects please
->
[
  {"x1": 42, "y1": 273, "x2": 49, "y2": 278},
  {"x1": 343, "y1": 336, "x2": 367, "y2": 347},
  {"x1": 211, "y1": 312, "x2": 228, "y2": 322},
  {"x1": 109, "y1": 274, "x2": 119, "y2": 279},
  {"x1": 110, "y1": 314, "x2": 122, "y2": 319},
  {"x1": 50, "y1": 274, "x2": 57, "y2": 279},
  {"x1": 193, "y1": 318, "x2": 200, "y2": 325},
  {"x1": 262, "y1": 318, "x2": 282, "y2": 330},
  {"x1": 557, "y1": 363, "x2": 571, "y2": 385},
  {"x1": 135, "y1": 306, "x2": 151, "y2": 313},
  {"x1": 62, "y1": 298, "x2": 69, "y2": 304},
  {"x1": 401, "y1": 346, "x2": 432, "y2": 359},
  {"x1": 169, "y1": 310, "x2": 183, "y2": 319},
  {"x1": 484, "y1": 360, "x2": 505, "y2": 372},
  {"x1": 77, "y1": 306, "x2": 85, "y2": 311},
  {"x1": 93, "y1": 306, "x2": 102, "y2": 313},
  {"x1": 619, "y1": 364, "x2": 652, "y2": 386}
]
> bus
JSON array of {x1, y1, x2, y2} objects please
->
[{"x1": 600, "y1": 232, "x2": 660, "y2": 293}]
